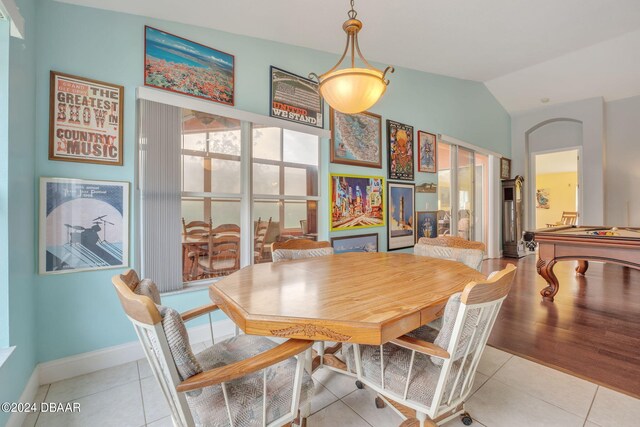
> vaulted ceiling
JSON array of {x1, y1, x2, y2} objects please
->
[{"x1": 57, "y1": 0, "x2": 640, "y2": 114}]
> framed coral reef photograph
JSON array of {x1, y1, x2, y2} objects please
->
[{"x1": 144, "y1": 26, "x2": 235, "y2": 106}]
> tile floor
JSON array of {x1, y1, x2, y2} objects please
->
[{"x1": 23, "y1": 345, "x2": 640, "y2": 427}]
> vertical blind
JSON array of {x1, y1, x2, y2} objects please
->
[{"x1": 138, "y1": 100, "x2": 183, "y2": 292}]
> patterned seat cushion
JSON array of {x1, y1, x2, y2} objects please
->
[
  {"x1": 152, "y1": 306, "x2": 313, "y2": 427},
  {"x1": 413, "y1": 244, "x2": 484, "y2": 272},
  {"x1": 187, "y1": 335, "x2": 314, "y2": 426},
  {"x1": 271, "y1": 247, "x2": 334, "y2": 263},
  {"x1": 344, "y1": 343, "x2": 469, "y2": 407}
]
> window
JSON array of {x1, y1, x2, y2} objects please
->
[
  {"x1": 437, "y1": 140, "x2": 489, "y2": 246},
  {"x1": 253, "y1": 127, "x2": 319, "y2": 263},
  {"x1": 181, "y1": 112, "x2": 242, "y2": 283},
  {"x1": 139, "y1": 102, "x2": 321, "y2": 290}
]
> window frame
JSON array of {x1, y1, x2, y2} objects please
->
[{"x1": 139, "y1": 87, "x2": 329, "y2": 291}]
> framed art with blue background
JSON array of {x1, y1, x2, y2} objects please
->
[
  {"x1": 416, "y1": 211, "x2": 438, "y2": 242},
  {"x1": 387, "y1": 181, "x2": 415, "y2": 250},
  {"x1": 39, "y1": 177, "x2": 129, "y2": 274}
]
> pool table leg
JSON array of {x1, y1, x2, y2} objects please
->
[
  {"x1": 537, "y1": 258, "x2": 559, "y2": 302},
  {"x1": 576, "y1": 260, "x2": 589, "y2": 275}
]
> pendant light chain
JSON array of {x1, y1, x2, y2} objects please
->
[{"x1": 349, "y1": 0, "x2": 357, "y2": 19}]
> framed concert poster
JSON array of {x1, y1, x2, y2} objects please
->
[
  {"x1": 330, "y1": 108, "x2": 382, "y2": 168},
  {"x1": 330, "y1": 174, "x2": 384, "y2": 231},
  {"x1": 415, "y1": 211, "x2": 438, "y2": 242},
  {"x1": 387, "y1": 181, "x2": 415, "y2": 250},
  {"x1": 270, "y1": 66, "x2": 323, "y2": 128},
  {"x1": 39, "y1": 177, "x2": 129, "y2": 275},
  {"x1": 331, "y1": 233, "x2": 379, "y2": 254},
  {"x1": 387, "y1": 120, "x2": 414, "y2": 181},
  {"x1": 49, "y1": 71, "x2": 124, "y2": 165},
  {"x1": 418, "y1": 130, "x2": 437, "y2": 173},
  {"x1": 145, "y1": 26, "x2": 235, "y2": 106}
]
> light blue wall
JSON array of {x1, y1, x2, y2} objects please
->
[
  {"x1": 0, "y1": 18, "x2": 9, "y2": 349},
  {"x1": 0, "y1": 0, "x2": 38, "y2": 424},
  {"x1": 32, "y1": 0, "x2": 510, "y2": 363}
]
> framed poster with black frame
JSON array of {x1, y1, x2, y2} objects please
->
[
  {"x1": 270, "y1": 66, "x2": 323, "y2": 128},
  {"x1": 387, "y1": 120, "x2": 414, "y2": 181},
  {"x1": 331, "y1": 233, "x2": 379, "y2": 254},
  {"x1": 387, "y1": 181, "x2": 415, "y2": 250}
]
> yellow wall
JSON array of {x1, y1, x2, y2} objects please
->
[{"x1": 535, "y1": 172, "x2": 578, "y2": 228}]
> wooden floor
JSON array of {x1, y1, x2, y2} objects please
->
[{"x1": 483, "y1": 254, "x2": 640, "y2": 399}]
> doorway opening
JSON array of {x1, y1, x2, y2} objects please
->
[{"x1": 532, "y1": 149, "x2": 580, "y2": 229}]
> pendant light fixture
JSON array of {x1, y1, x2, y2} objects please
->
[{"x1": 310, "y1": 0, "x2": 394, "y2": 114}]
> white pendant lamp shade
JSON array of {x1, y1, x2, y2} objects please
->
[{"x1": 319, "y1": 68, "x2": 388, "y2": 114}]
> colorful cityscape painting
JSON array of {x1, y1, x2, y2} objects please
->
[
  {"x1": 330, "y1": 174, "x2": 384, "y2": 231},
  {"x1": 145, "y1": 26, "x2": 235, "y2": 105}
]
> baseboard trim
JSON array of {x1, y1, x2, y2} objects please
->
[
  {"x1": 38, "y1": 317, "x2": 236, "y2": 385},
  {"x1": 6, "y1": 367, "x2": 39, "y2": 427}
]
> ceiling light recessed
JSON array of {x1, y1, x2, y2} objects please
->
[{"x1": 540, "y1": 97, "x2": 550, "y2": 103}]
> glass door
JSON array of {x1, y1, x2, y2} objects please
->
[
  {"x1": 457, "y1": 147, "x2": 474, "y2": 240},
  {"x1": 437, "y1": 142, "x2": 452, "y2": 236},
  {"x1": 436, "y1": 142, "x2": 489, "y2": 246}
]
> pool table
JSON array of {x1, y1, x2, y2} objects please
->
[{"x1": 534, "y1": 225, "x2": 640, "y2": 301}]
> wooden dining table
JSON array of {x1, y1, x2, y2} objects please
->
[{"x1": 209, "y1": 252, "x2": 484, "y2": 346}]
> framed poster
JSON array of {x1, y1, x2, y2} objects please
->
[
  {"x1": 416, "y1": 211, "x2": 438, "y2": 242},
  {"x1": 145, "y1": 26, "x2": 235, "y2": 106},
  {"x1": 49, "y1": 71, "x2": 124, "y2": 165},
  {"x1": 330, "y1": 108, "x2": 382, "y2": 168},
  {"x1": 500, "y1": 157, "x2": 511, "y2": 180},
  {"x1": 270, "y1": 66, "x2": 323, "y2": 128},
  {"x1": 39, "y1": 177, "x2": 129, "y2": 274},
  {"x1": 387, "y1": 120, "x2": 414, "y2": 181},
  {"x1": 387, "y1": 181, "x2": 415, "y2": 250},
  {"x1": 330, "y1": 174, "x2": 384, "y2": 231},
  {"x1": 331, "y1": 233, "x2": 378, "y2": 254},
  {"x1": 418, "y1": 130, "x2": 437, "y2": 173}
]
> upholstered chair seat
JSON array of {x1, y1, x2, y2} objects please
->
[
  {"x1": 346, "y1": 265, "x2": 516, "y2": 426},
  {"x1": 153, "y1": 312, "x2": 314, "y2": 427},
  {"x1": 113, "y1": 270, "x2": 313, "y2": 427}
]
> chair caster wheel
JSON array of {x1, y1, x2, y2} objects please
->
[
  {"x1": 461, "y1": 412, "x2": 473, "y2": 425},
  {"x1": 355, "y1": 380, "x2": 365, "y2": 389},
  {"x1": 375, "y1": 396, "x2": 386, "y2": 409}
]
